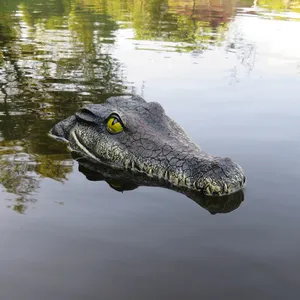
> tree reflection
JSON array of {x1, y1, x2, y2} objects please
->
[
  {"x1": 257, "y1": 0, "x2": 300, "y2": 12},
  {"x1": 0, "y1": 140, "x2": 72, "y2": 213},
  {"x1": 81, "y1": 0, "x2": 236, "y2": 52},
  {"x1": 0, "y1": 0, "x2": 128, "y2": 212}
]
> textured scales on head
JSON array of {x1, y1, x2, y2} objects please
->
[{"x1": 50, "y1": 95, "x2": 246, "y2": 196}]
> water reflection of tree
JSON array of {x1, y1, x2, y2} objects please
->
[
  {"x1": 98, "y1": 0, "x2": 236, "y2": 52},
  {"x1": 256, "y1": 0, "x2": 300, "y2": 12},
  {"x1": 0, "y1": 146, "x2": 72, "y2": 214},
  {"x1": 0, "y1": 0, "x2": 128, "y2": 213}
]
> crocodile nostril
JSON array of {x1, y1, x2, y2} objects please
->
[{"x1": 243, "y1": 176, "x2": 246, "y2": 184}]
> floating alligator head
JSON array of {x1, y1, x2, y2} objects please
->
[{"x1": 49, "y1": 95, "x2": 246, "y2": 198}]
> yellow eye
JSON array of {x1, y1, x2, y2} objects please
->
[{"x1": 107, "y1": 116, "x2": 123, "y2": 134}]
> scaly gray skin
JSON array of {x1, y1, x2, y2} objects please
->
[{"x1": 49, "y1": 95, "x2": 246, "y2": 196}]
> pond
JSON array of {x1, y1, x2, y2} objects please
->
[{"x1": 0, "y1": 0, "x2": 300, "y2": 299}]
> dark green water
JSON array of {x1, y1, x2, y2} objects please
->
[{"x1": 1, "y1": 0, "x2": 300, "y2": 299}]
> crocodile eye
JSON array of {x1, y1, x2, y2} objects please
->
[{"x1": 107, "y1": 115, "x2": 123, "y2": 134}]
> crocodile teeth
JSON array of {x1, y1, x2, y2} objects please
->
[
  {"x1": 185, "y1": 177, "x2": 191, "y2": 187},
  {"x1": 206, "y1": 186, "x2": 211, "y2": 195},
  {"x1": 164, "y1": 171, "x2": 169, "y2": 180},
  {"x1": 124, "y1": 159, "x2": 130, "y2": 169},
  {"x1": 223, "y1": 183, "x2": 228, "y2": 193}
]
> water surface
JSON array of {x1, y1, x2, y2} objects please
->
[{"x1": 0, "y1": 0, "x2": 300, "y2": 299}]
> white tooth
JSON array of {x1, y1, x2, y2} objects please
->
[
  {"x1": 206, "y1": 186, "x2": 211, "y2": 195},
  {"x1": 210, "y1": 184, "x2": 221, "y2": 195},
  {"x1": 185, "y1": 177, "x2": 191, "y2": 186},
  {"x1": 124, "y1": 159, "x2": 130, "y2": 169},
  {"x1": 164, "y1": 171, "x2": 169, "y2": 180},
  {"x1": 158, "y1": 170, "x2": 164, "y2": 179},
  {"x1": 139, "y1": 163, "x2": 144, "y2": 171},
  {"x1": 224, "y1": 183, "x2": 228, "y2": 193}
]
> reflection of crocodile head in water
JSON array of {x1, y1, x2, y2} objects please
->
[
  {"x1": 74, "y1": 155, "x2": 244, "y2": 215},
  {"x1": 49, "y1": 95, "x2": 246, "y2": 197}
]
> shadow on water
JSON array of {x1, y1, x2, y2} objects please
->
[
  {"x1": 0, "y1": 0, "x2": 298, "y2": 213},
  {"x1": 74, "y1": 153, "x2": 244, "y2": 215}
]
